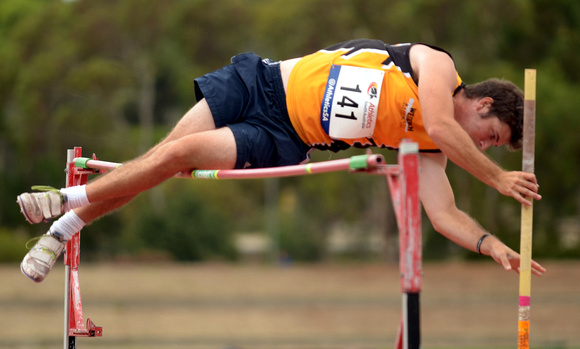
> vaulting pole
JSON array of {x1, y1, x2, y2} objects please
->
[{"x1": 518, "y1": 68, "x2": 536, "y2": 349}]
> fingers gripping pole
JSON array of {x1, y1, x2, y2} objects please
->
[{"x1": 518, "y1": 69, "x2": 536, "y2": 349}]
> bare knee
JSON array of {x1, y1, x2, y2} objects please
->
[
  {"x1": 139, "y1": 100, "x2": 216, "y2": 161},
  {"x1": 152, "y1": 141, "x2": 195, "y2": 174},
  {"x1": 150, "y1": 127, "x2": 237, "y2": 173}
]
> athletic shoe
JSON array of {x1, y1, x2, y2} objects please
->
[
  {"x1": 21, "y1": 232, "x2": 66, "y2": 283},
  {"x1": 17, "y1": 186, "x2": 66, "y2": 224}
]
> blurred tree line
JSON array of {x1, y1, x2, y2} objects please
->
[{"x1": 1, "y1": 0, "x2": 579, "y2": 263}]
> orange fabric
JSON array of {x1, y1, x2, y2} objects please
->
[{"x1": 286, "y1": 43, "x2": 463, "y2": 151}]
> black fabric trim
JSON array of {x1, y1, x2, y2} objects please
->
[
  {"x1": 323, "y1": 39, "x2": 388, "y2": 53},
  {"x1": 313, "y1": 141, "x2": 441, "y2": 153},
  {"x1": 384, "y1": 42, "x2": 456, "y2": 84},
  {"x1": 383, "y1": 43, "x2": 413, "y2": 75},
  {"x1": 453, "y1": 82, "x2": 465, "y2": 96}
]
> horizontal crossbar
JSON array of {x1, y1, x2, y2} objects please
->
[{"x1": 74, "y1": 154, "x2": 399, "y2": 180}]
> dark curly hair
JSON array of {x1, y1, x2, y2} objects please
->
[{"x1": 463, "y1": 79, "x2": 524, "y2": 150}]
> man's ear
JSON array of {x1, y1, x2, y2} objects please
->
[{"x1": 477, "y1": 97, "x2": 494, "y2": 111}]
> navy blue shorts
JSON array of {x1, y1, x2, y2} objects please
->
[{"x1": 194, "y1": 53, "x2": 311, "y2": 169}]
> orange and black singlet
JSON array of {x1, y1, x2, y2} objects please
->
[{"x1": 286, "y1": 39, "x2": 464, "y2": 152}]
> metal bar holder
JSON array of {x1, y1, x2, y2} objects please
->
[
  {"x1": 64, "y1": 147, "x2": 103, "y2": 349},
  {"x1": 386, "y1": 140, "x2": 422, "y2": 349},
  {"x1": 63, "y1": 139, "x2": 421, "y2": 349},
  {"x1": 352, "y1": 139, "x2": 421, "y2": 349}
]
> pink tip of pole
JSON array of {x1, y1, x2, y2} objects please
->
[{"x1": 519, "y1": 296, "x2": 531, "y2": 307}]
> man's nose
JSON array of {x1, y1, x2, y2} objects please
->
[{"x1": 479, "y1": 140, "x2": 491, "y2": 151}]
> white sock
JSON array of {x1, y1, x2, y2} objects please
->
[
  {"x1": 49, "y1": 211, "x2": 86, "y2": 242},
  {"x1": 60, "y1": 185, "x2": 90, "y2": 211}
]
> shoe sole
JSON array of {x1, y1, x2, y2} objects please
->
[
  {"x1": 17, "y1": 194, "x2": 38, "y2": 224},
  {"x1": 20, "y1": 262, "x2": 42, "y2": 283}
]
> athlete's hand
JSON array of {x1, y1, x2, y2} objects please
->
[
  {"x1": 495, "y1": 171, "x2": 541, "y2": 206},
  {"x1": 487, "y1": 237, "x2": 546, "y2": 276}
]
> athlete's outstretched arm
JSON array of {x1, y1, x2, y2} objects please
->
[{"x1": 419, "y1": 152, "x2": 545, "y2": 276}]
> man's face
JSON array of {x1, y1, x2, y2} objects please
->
[
  {"x1": 457, "y1": 97, "x2": 512, "y2": 151},
  {"x1": 465, "y1": 112, "x2": 512, "y2": 151}
]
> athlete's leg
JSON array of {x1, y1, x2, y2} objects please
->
[
  {"x1": 75, "y1": 98, "x2": 236, "y2": 223},
  {"x1": 20, "y1": 99, "x2": 237, "y2": 282},
  {"x1": 17, "y1": 99, "x2": 235, "y2": 224},
  {"x1": 73, "y1": 126, "x2": 237, "y2": 223},
  {"x1": 84, "y1": 123, "x2": 236, "y2": 204}
]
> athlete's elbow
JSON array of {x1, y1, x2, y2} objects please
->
[
  {"x1": 425, "y1": 206, "x2": 457, "y2": 236},
  {"x1": 425, "y1": 123, "x2": 448, "y2": 146},
  {"x1": 429, "y1": 214, "x2": 447, "y2": 235}
]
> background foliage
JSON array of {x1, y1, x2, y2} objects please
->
[{"x1": 1, "y1": 0, "x2": 579, "y2": 262}]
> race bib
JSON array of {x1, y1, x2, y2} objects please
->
[{"x1": 320, "y1": 65, "x2": 384, "y2": 139}]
